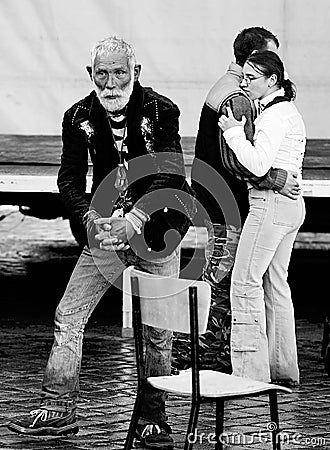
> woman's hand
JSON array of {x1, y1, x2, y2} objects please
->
[{"x1": 218, "y1": 107, "x2": 246, "y2": 132}]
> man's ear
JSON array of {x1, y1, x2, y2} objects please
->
[
  {"x1": 134, "y1": 64, "x2": 141, "y2": 82},
  {"x1": 86, "y1": 66, "x2": 93, "y2": 80}
]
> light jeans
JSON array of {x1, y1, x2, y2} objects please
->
[
  {"x1": 41, "y1": 245, "x2": 180, "y2": 426},
  {"x1": 230, "y1": 188, "x2": 305, "y2": 383}
]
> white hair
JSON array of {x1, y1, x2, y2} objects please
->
[{"x1": 91, "y1": 35, "x2": 136, "y2": 73}]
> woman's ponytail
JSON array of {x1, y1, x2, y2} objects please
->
[{"x1": 282, "y1": 78, "x2": 296, "y2": 101}]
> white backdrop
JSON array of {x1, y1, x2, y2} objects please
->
[{"x1": 0, "y1": 0, "x2": 329, "y2": 137}]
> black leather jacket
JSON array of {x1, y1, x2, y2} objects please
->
[{"x1": 58, "y1": 81, "x2": 195, "y2": 255}]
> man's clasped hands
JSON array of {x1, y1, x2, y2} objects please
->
[{"x1": 94, "y1": 216, "x2": 134, "y2": 251}]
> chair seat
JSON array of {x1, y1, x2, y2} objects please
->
[
  {"x1": 148, "y1": 370, "x2": 291, "y2": 398},
  {"x1": 124, "y1": 268, "x2": 291, "y2": 450}
]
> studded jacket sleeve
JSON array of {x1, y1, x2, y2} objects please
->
[{"x1": 57, "y1": 108, "x2": 91, "y2": 226}]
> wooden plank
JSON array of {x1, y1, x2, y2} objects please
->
[
  {"x1": 302, "y1": 179, "x2": 330, "y2": 197},
  {"x1": 0, "y1": 175, "x2": 92, "y2": 193},
  {"x1": 302, "y1": 168, "x2": 330, "y2": 180},
  {"x1": 0, "y1": 165, "x2": 60, "y2": 176},
  {"x1": 0, "y1": 164, "x2": 93, "y2": 177},
  {"x1": 303, "y1": 156, "x2": 330, "y2": 167},
  {"x1": 304, "y1": 139, "x2": 330, "y2": 157},
  {"x1": 0, "y1": 175, "x2": 62, "y2": 193},
  {"x1": 0, "y1": 135, "x2": 62, "y2": 165}
]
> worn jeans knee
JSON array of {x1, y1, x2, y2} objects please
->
[{"x1": 53, "y1": 305, "x2": 87, "y2": 348}]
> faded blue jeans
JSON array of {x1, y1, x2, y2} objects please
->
[{"x1": 41, "y1": 245, "x2": 180, "y2": 426}]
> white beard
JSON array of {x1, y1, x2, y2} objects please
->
[{"x1": 95, "y1": 76, "x2": 134, "y2": 112}]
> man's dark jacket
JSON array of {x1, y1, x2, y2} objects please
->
[{"x1": 57, "y1": 81, "x2": 195, "y2": 255}]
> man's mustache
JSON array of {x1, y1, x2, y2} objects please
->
[{"x1": 100, "y1": 89, "x2": 125, "y2": 98}]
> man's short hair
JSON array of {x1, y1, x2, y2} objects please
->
[
  {"x1": 91, "y1": 35, "x2": 136, "y2": 71},
  {"x1": 233, "y1": 27, "x2": 279, "y2": 66}
]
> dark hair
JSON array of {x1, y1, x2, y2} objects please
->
[
  {"x1": 246, "y1": 50, "x2": 296, "y2": 100},
  {"x1": 233, "y1": 26, "x2": 279, "y2": 66}
]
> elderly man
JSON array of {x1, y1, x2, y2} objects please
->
[
  {"x1": 7, "y1": 35, "x2": 194, "y2": 450},
  {"x1": 188, "y1": 27, "x2": 300, "y2": 372}
]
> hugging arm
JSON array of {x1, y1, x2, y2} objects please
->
[{"x1": 219, "y1": 95, "x2": 299, "y2": 198}]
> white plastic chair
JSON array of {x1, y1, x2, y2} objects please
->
[{"x1": 123, "y1": 266, "x2": 291, "y2": 450}]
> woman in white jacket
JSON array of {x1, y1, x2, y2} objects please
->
[{"x1": 218, "y1": 50, "x2": 306, "y2": 385}]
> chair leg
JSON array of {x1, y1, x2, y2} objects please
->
[
  {"x1": 215, "y1": 399, "x2": 224, "y2": 450},
  {"x1": 124, "y1": 387, "x2": 145, "y2": 450},
  {"x1": 321, "y1": 315, "x2": 330, "y2": 358},
  {"x1": 184, "y1": 400, "x2": 200, "y2": 450},
  {"x1": 269, "y1": 390, "x2": 281, "y2": 450},
  {"x1": 321, "y1": 315, "x2": 330, "y2": 376},
  {"x1": 325, "y1": 345, "x2": 330, "y2": 376}
]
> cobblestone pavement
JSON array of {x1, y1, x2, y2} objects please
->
[
  {"x1": 0, "y1": 318, "x2": 329, "y2": 450},
  {"x1": 0, "y1": 210, "x2": 329, "y2": 449}
]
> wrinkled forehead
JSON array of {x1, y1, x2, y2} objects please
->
[{"x1": 93, "y1": 51, "x2": 131, "y2": 69}]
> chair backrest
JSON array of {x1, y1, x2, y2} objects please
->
[{"x1": 124, "y1": 266, "x2": 211, "y2": 334}]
